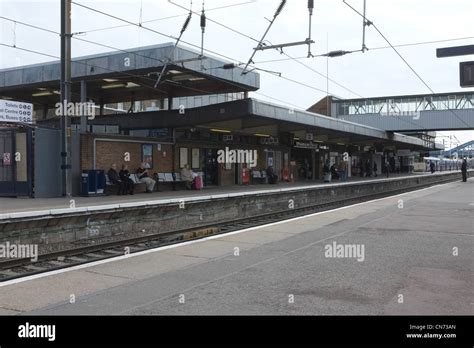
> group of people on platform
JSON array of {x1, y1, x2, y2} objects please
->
[
  {"x1": 323, "y1": 160, "x2": 349, "y2": 182},
  {"x1": 107, "y1": 163, "x2": 200, "y2": 195},
  {"x1": 107, "y1": 162, "x2": 156, "y2": 195},
  {"x1": 106, "y1": 157, "x2": 470, "y2": 195}
]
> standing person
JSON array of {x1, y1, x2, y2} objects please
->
[
  {"x1": 384, "y1": 160, "x2": 390, "y2": 178},
  {"x1": 373, "y1": 162, "x2": 378, "y2": 177},
  {"x1": 365, "y1": 160, "x2": 372, "y2": 177},
  {"x1": 339, "y1": 159, "x2": 348, "y2": 182},
  {"x1": 430, "y1": 161, "x2": 436, "y2": 174},
  {"x1": 323, "y1": 159, "x2": 331, "y2": 183},
  {"x1": 181, "y1": 164, "x2": 194, "y2": 190},
  {"x1": 136, "y1": 163, "x2": 156, "y2": 193},
  {"x1": 119, "y1": 164, "x2": 134, "y2": 195},
  {"x1": 461, "y1": 158, "x2": 468, "y2": 182},
  {"x1": 107, "y1": 163, "x2": 125, "y2": 195}
]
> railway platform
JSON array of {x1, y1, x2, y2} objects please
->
[
  {"x1": 0, "y1": 176, "x2": 472, "y2": 315},
  {"x1": 0, "y1": 171, "x2": 464, "y2": 216}
]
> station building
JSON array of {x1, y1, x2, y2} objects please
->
[{"x1": 0, "y1": 43, "x2": 434, "y2": 197}]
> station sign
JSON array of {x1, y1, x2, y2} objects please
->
[
  {"x1": 0, "y1": 99, "x2": 34, "y2": 124},
  {"x1": 294, "y1": 141, "x2": 318, "y2": 150}
]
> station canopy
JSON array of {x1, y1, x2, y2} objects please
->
[
  {"x1": 0, "y1": 43, "x2": 260, "y2": 107},
  {"x1": 87, "y1": 98, "x2": 432, "y2": 150}
]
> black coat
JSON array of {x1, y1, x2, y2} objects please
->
[{"x1": 107, "y1": 169, "x2": 121, "y2": 184}]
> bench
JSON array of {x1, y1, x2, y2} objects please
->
[
  {"x1": 156, "y1": 172, "x2": 186, "y2": 190},
  {"x1": 105, "y1": 173, "x2": 147, "y2": 194}
]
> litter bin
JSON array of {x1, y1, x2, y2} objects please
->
[{"x1": 81, "y1": 170, "x2": 106, "y2": 197}]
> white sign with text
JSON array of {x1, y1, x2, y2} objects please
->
[{"x1": 0, "y1": 99, "x2": 34, "y2": 124}]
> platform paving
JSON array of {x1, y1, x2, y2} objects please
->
[{"x1": 0, "y1": 176, "x2": 472, "y2": 315}]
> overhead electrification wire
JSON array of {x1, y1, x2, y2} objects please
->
[
  {"x1": 253, "y1": 36, "x2": 474, "y2": 64},
  {"x1": 70, "y1": 1, "x2": 350, "y2": 101},
  {"x1": 168, "y1": 0, "x2": 362, "y2": 98},
  {"x1": 0, "y1": 16, "x2": 311, "y2": 110},
  {"x1": 342, "y1": 0, "x2": 471, "y2": 129},
  {"x1": 73, "y1": 1, "x2": 257, "y2": 35},
  {"x1": 241, "y1": 0, "x2": 287, "y2": 75}
]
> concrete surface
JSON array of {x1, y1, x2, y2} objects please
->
[{"x1": 0, "y1": 177, "x2": 472, "y2": 315}]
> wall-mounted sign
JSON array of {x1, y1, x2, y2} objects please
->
[
  {"x1": 260, "y1": 137, "x2": 279, "y2": 145},
  {"x1": 294, "y1": 141, "x2": 318, "y2": 150},
  {"x1": 306, "y1": 133, "x2": 314, "y2": 141},
  {"x1": 0, "y1": 99, "x2": 33, "y2": 124}
]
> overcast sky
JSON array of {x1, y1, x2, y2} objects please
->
[{"x1": 1, "y1": 0, "x2": 473, "y2": 147}]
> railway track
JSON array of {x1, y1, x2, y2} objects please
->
[{"x1": 0, "y1": 177, "x2": 458, "y2": 282}]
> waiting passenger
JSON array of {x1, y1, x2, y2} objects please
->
[
  {"x1": 330, "y1": 164, "x2": 339, "y2": 180},
  {"x1": 430, "y1": 161, "x2": 435, "y2": 174},
  {"x1": 323, "y1": 160, "x2": 331, "y2": 182},
  {"x1": 365, "y1": 160, "x2": 372, "y2": 177},
  {"x1": 266, "y1": 165, "x2": 278, "y2": 184},
  {"x1": 119, "y1": 164, "x2": 134, "y2": 195},
  {"x1": 461, "y1": 158, "x2": 468, "y2": 182},
  {"x1": 136, "y1": 163, "x2": 156, "y2": 193},
  {"x1": 373, "y1": 162, "x2": 378, "y2": 177},
  {"x1": 181, "y1": 164, "x2": 194, "y2": 190},
  {"x1": 339, "y1": 160, "x2": 348, "y2": 182},
  {"x1": 383, "y1": 160, "x2": 390, "y2": 178},
  {"x1": 108, "y1": 163, "x2": 125, "y2": 195}
]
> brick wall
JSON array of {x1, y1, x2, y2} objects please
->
[{"x1": 80, "y1": 134, "x2": 173, "y2": 174}]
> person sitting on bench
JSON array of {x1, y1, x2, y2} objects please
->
[
  {"x1": 108, "y1": 163, "x2": 125, "y2": 195},
  {"x1": 136, "y1": 163, "x2": 156, "y2": 193},
  {"x1": 266, "y1": 165, "x2": 278, "y2": 184},
  {"x1": 181, "y1": 164, "x2": 194, "y2": 190},
  {"x1": 119, "y1": 164, "x2": 134, "y2": 195}
]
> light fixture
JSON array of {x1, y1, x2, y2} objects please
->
[
  {"x1": 103, "y1": 78, "x2": 119, "y2": 82},
  {"x1": 254, "y1": 133, "x2": 271, "y2": 137},
  {"x1": 337, "y1": 143, "x2": 346, "y2": 146},
  {"x1": 293, "y1": 137, "x2": 300, "y2": 140},
  {"x1": 314, "y1": 140, "x2": 324, "y2": 143},
  {"x1": 101, "y1": 83, "x2": 127, "y2": 89},
  {"x1": 188, "y1": 77, "x2": 206, "y2": 81},
  {"x1": 32, "y1": 91, "x2": 54, "y2": 97},
  {"x1": 168, "y1": 70, "x2": 181, "y2": 75},
  {"x1": 211, "y1": 128, "x2": 231, "y2": 133},
  {"x1": 126, "y1": 82, "x2": 140, "y2": 88}
]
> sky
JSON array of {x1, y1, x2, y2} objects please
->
[{"x1": 0, "y1": 0, "x2": 473, "y2": 147}]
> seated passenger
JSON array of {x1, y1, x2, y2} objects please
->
[
  {"x1": 136, "y1": 163, "x2": 156, "y2": 193},
  {"x1": 108, "y1": 163, "x2": 125, "y2": 195},
  {"x1": 266, "y1": 165, "x2": 278, "y2": 184},
  {"x1": 119, "y1": 164, "x2": 134, "y2": 195},
  {"x1": 181, "y1": 164, "x2": 194, "y2": 190}
]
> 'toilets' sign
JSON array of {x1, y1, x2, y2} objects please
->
[{"x1": 0, "y1": 99, "x2": 34, "y2": 124}]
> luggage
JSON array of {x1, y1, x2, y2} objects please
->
[
  {"x1": 324, "y1": 173, "x2": 332, "y2": 182},
  {"x1": 194, "y1": 175, "x2": 202, "y2": 190}
]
